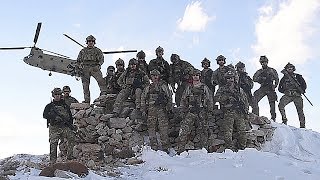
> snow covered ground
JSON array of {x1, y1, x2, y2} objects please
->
[{"x1": 5, "y1": 122, "x2": 320, "y2": 180}]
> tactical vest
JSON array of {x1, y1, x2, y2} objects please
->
[
  {"x1": 187, "y1": 84, "x2": 205, "y2": 108},
  {"x1": 282, "y1": 75, "x2": 300, "y2": 96},
  {"x1": 80, "y1": 47, "x2": 101, "y2": 65},
  {"x1": 50, "y1": 102, "x2": 72, "y2": 125},
  {"x1": 148, "y1": 83, "x2": 168, "y2": 106},
  {"x1": 125, "y1": 70, "x2": 144, "y2": 88}
]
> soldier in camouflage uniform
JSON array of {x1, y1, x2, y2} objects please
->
[
  {"x1": 211, "y1": 55, "x2": 238, "y2": 90},
  {"x1": 235, "y1": 62, "x2": 255, "y2": 110},
  {"x1": 278, "y1": 63, "x2": 307, "y2": 128},
  {"x1": 214, "y1": 71, "x2": 249, "y2": 150},
  {"x1": 62, "y1": 86, "x2": 79, "y2": 107},
  {"x1": 169, "y1": 53, "x2": 194, "y2": 106},
  {"x1": 136, "y1": 50, "x2": 149, "y2": 75},
  {"x1": 176, "y1": 69, "x2": 213, "y2": 153},
  {"x1": 141, "y1": 69, "x2": 173, "y2": 152},
  {"x1": 114, "y1": 58, "x2": 126, "y2": 94},
  {"x1": 148, "y1": 46, "x2": 171, "y2": 84},
  {"x1": 112, "y1": 58, "x2": 150, "y2": 116},
  {"x1": 104, "y1": 65, "x2": 118, "y2": 94},
  {"x1": 43, "y1": 88, "x2": 75, "y2": 164},
  {"x1": 252, "y1": 56, "x2": 279, "y2": 121},
  {"x1": 201, "y1": 57, "x2": 215, "y2": 95},
  {"x1": 76, "y1": 35, "x2": 107, "y2": 103}
]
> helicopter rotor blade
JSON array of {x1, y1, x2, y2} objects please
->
[
  {"x1": 0, "y1": 47, "x2": 31, "y2": 50},
  {"x1": 41, "y1": 49, "x2": 70, "y2": 59},
  {"x1": 33, "y1": 22, "x2": 42, "y2": 46},
  {"x1": 103, "y1": 50, "x2": 137, "y2": 54},
  {"x1": 63, "y1": 34, "x2": 84, "y2": 48}
]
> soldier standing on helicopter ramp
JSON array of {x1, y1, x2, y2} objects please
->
[{"x1": 77, "y1": 35, "x2": 107, "y2": 103}]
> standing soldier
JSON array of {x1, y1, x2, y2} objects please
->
[
  {"x1": 77, "y1": 35, "x2": 107, "y2": 103},
  {"x1": 104, "y1": 65, "x2": 118, "y2": 94},
  {"x1": 112, "y1": 58, "x2": 149, "y2": 116},
  {"x1": 136, "y1": 50, "x2": 149, "y2": 75},
  {"x1": 201, "y1": 57, "x2": 215, "y2": 95},
  {"x1": 43, "y1": 88, "x2": 75, "y2": 164},
  {"x1": 214, "y1": 71, "x2": 249, "y2": 151},
  {"x1": 278, "y1": 63, "x2": 307, "y2": 128},
  {"x1": 141, "y1": 69, "x2": 173, "y2": 152},
  {"x1": 176, "y1": 69, "x2": 213, "y2": 154},
  {"x1": 114, "y1": 58, "x2": 126, "y2": 94},
  {"x1": 148, "y1": 46, "x2": 171, "y2": 84},
  {"x1": 212, "y1": 55, "x2": 237, "y2": 89},
  {"x1": 169, "y1": 53, "x2": 194, "y2": 106},
  {"x1": 252, "y1": 56, "x2": 279, "y2": 121},
  {"x1": 62, "y1": 86, "x2": 79, "y2": 107},
  {"x1": 235, "y1": 62, "x2": 255, "y2": 110}
]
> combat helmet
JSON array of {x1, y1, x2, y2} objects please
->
[
  {"x1": 107, "y1": 65, "x2": 115, "y2": 71},
  {"x1": 170, "y1": 54, "x2": 180, "y2": 62},
  {"x1": 86, "y1": 35, "x2": 96, "y2": 42},
  {"x1": 150, "y1": 69, "x2": 160, "y2": 76},
  {"x1": 115, "y1": 58, "x2": 125, "y2": 65},
  {"x1": 235, "y1": 61, "x2": 245, "y2": 69},
  {"x1": 284, "y1": 62, "x2": 295, "y2": 71},
  {"x1": 62, "y1": 86, "x2": 71, "y2": 92},
  {"x1": 155, "y1": 46, "x2": 164, "y2": 53},
  {"x1": 216, "y1": 55, "x2": 226, "y2": 64},
  {"x1": 259, "y1": 55, "x2": 268, "y2": 62},
  {"x1": 191, "y1": 69, "x2": 201, "y2": 76},
  {"x1": 128, "y1": 58, "x2": 138, "y2": 65},
  {"x1": 136, "y1": 50, "x2": 146, "y2": 59},
  {"x1": 51, "y1": 87, "x2": 62, "y2": 96},
  {"x1": 201, "y1": 58, "x2": 211, "y2": 67}
]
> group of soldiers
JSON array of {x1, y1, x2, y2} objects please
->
[{"x1": 43, "y1": 35, "x2": 308, "y2": 163}]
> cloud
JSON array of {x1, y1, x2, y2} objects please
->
[
  {"x1": 177, "y1": 1, "x2": 215, "y2": 32},
  {"x1": 251, "y1": 0, "x2": 320, "y2": 68}
]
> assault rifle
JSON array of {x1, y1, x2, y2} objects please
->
[
  {"x1": 281, "y1": 69, "x2": 313, "y2": 106},
  {"x1": 50, "y1": 105, "x2": 77, "y2": 131}
]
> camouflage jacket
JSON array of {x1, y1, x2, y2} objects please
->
[
  {"x1": 77, "y1": 46, "x2": 104, "y2": 66},
  {"x1": 43, "y1": 100, "x2": 73, "y2": 127},
  {"x1": 63, "y1": 96, "x2": 79, "y2": 107},
  {"x1": 114, "y1": 70, "x2": 124, "y2": 92},
  {"x1": 214, "y1": 85, "x2": 249, "y2": 114},
  {"x1": 148, "y1": 57, "x2": 171, "y2": 84},
  {"x1": 180, "y1": 82, "x2": 214, "y2": 112},
  {"x1": 170, "y1": 60, "x2": 194, "y2": 86},
  {"x1": 141, "y1": 80, "x2": 173, "y2": 111},
  {"x1": 138, "y1": 60, "x2": 149, "y2": 76},
  {"x1": 201, "y1": 68, "x2": 215, "y2": 93},
  {"x1": 237, "y1": 71, "x2": 253, "y2": 94},
  {"x1": 253, "y1": 66, "x2": 279, "y2": 88},
  {"x1": 117, "y1": 68, "x2": 150, "y2": 90},
  {"x1": 278, "y1": 72, "x2": 306, "y2": 96},
  {"x1": 104, "y1": 74, "x2": 118, "y2": 94},
  {"x1": 212, "y1": 65, "x2": 238, "y2": 87}
]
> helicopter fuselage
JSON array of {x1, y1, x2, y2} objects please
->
[{"x1": 23, "y1": 47, "x2": 78, "y2": 76}]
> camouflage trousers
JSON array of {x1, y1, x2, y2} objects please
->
[
  {"x1": 49, "y1": 125, "x2": 75, "y2": 164},
  {"x1": 252, "y1": 87, "x2": 277, "y2": 120},
  {"x1": 81, "y1": 65, "x2": 107, "y2": 103},
  {"x1": 146, "y1": 106, "x2": 170, "y2": 151},
  {"x1": 222, "y1": 110, "x2": 247, "y2": 150},
  {"x1": 175, "y1": 82, "x2": 188, "y2": 107},
  {"x1": 278, "y1": 94, "x2": 305, "y2": 128},
  {"x1": 177, "y1": 109, "x2": 208, "y2": 152},
  {"x1": 113, "y1": 87, "x2": 142, "y2": 114}
]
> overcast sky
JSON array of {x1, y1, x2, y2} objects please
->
[{"x1": 0, "y1": 0, "x2": 319, "y2": 158}]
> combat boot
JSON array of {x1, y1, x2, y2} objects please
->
[
  {"x1": 300, "y1": 122, "x2": 305, "y2": 128},
  {"x1": 282, "y1": 118, "x2": 287, "y2": 125}
]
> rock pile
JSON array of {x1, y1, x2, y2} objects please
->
[{"x1": 70, "y1": 95, "x2": 276, "y2": 168}]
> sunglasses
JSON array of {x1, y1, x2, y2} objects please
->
[{"x1": 87, "y1": 40, "x2": 95, "y2": 43}]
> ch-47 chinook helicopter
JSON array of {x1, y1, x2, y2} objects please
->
[{"x1": 0, "y1": 22, "x2": 137, "y2": 77}]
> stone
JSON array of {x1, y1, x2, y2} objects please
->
[
  {"x1": 39, "y1": 161, "x2": 89, "y2": 177},
  {"x1": 109, "y1": 118, "x2": 129, "y2": 129}
]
